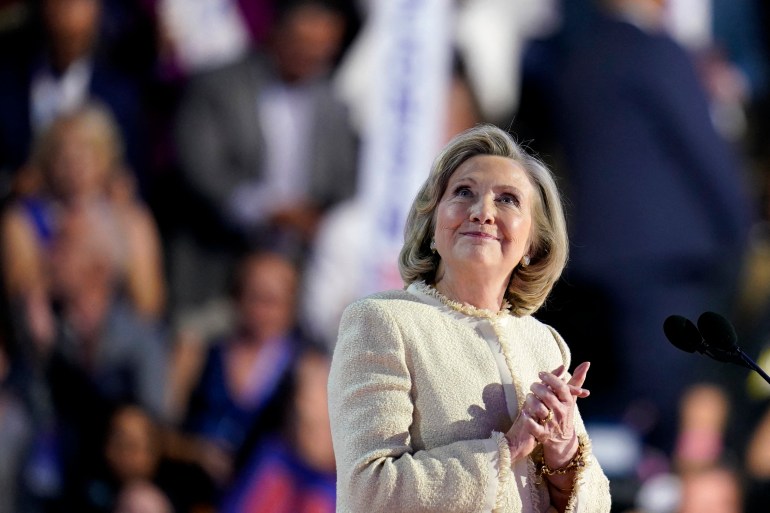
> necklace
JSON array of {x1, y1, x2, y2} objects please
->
[{"x1": 415, "y1": 281, "x2": 525, "y2": 411}]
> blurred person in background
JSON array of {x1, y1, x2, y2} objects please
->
[
  {"x1": 171, "y1": 0, "x2": 358, "y2": 318},
  {"x1": 13, "y1": 198, "x2": 168, "y2": 511},
  {"x1": 632, "y1": 462, "x2": 743, "y2": 513},
  {"x1": 0, "y1": 101, "x2": 166, "y2": 345},
  {"x1": 75, "y1": 403, "x2": 207, "y2": 513},
  {"x1": 0, "y1": 0, "x2": 144, "y2": 193},
  {"x1": 219, "y1": 346, "x2": 335, "y2": 513},
  {"x1": 677, "y1": 464, "x2": 743, "y2": 513},
  {"x1": 162, "y1": 251, "x2": 307, "y2": 508},
  {"x1": 743, "y1": 392, "x2": 770, "y2": 511},
  {"x1": 628, "y1": 384, "x2": 743, "y2": 513},
  {"x1": 70, "y1": 404, "x2": 168, "y2": 513},
  {"x1": 535, "y1": 0, "x2": 753, "y2": 459},
  {"x1": 112, "y1": 480, "x2": 173, "y2": 513}
]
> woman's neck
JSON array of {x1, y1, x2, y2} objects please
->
[{"x1": 433, "y1": 272, "x2": 508, "y2": 312}]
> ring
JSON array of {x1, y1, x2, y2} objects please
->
[{"x1": 539, "y1": 409, "x2": 554, "y2": 425}]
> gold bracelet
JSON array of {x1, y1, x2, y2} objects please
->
[{"x1": 535, "y1": 438, "x2": 587, "y2": 478}]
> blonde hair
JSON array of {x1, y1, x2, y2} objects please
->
[
  {"x1": 398, "y1": 124, "x2": 568, "y2": 316},
  {"x1": 33, "y1": 101, "x2": 126, "y2": 191}
]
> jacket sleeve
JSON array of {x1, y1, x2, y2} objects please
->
[{"x1": 328, "y1": 298, "x2": 512, "y2": 513}]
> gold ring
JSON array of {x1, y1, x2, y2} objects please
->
[{"x1": 539, "y1": 409, "x2": 554, "y2": 425}]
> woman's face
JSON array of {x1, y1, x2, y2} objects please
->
[
  {"x1": 49, "y1": 123, "x2": 109, "y2": 200},
  {"x1": 434, "y1": 155, "x2": 535, "y2": 287},
  {"x1": 237, "y1": 256, "x2": 297, "y2": 342}
]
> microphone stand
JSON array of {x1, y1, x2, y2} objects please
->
[{"x1": 739, "y1": 350, "x2": 770, "y2": 387}]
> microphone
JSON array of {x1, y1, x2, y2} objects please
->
[
  {"x1": 662, "y1": 315, "x2": 704, "y2": 354},
  {"x1": 663, "y1": 312, "x2": 770, "y2": 386},
  {"x1": 696, "y1": 311, "x2": 748, "y2": 368},
  {"x1": 663, "y1": 314, "x2": 738, "y2": 364}
]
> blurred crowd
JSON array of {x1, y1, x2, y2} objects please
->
[{"x1": 1, "y1": 0, "x2": 770, "y2": 512}]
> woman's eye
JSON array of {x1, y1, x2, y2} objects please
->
[
  {"x1": 454, "y1": 186, "x2": 472, "y2": 197},
  {"x1": 498, "y1": 193, "x2": 519, "y2": 206}
]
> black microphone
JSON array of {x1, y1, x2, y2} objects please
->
[
  {"x1": 696, "y1": 311, "x2": 749, "y2": 368},
  {"x1": 664, "y1": 312, "x2": 770, "y2": 386},
  {"x1": 662, "y1": 313, "x2": 737, "y2": 364},
  {"x1": 663, "y1": 315, "x2": 704, "y2": 354}
]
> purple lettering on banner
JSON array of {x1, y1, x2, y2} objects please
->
[{"x1": 358, "y1": 0, "x2": 452, "y2": 294}]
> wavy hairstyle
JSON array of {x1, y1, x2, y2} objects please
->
[{"x1": 398, "y1": 124, "x2": 568, "y2": 316}]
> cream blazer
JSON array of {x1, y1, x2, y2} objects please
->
[{"x1": 328, "y1": 286, "x2": 611, "y2": 513}]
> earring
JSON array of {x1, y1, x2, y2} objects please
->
[
  {"x1": 521, "y1": 255, "x2": 531, "y2": 267},
  {"x1": 430, "y1": 238, "x2": 437, "y2": 254}
]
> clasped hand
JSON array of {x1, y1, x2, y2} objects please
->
[{"x1": 505, "y1": 362, "x2": 591, "y2": 465}]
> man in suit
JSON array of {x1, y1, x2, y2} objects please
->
[
  {"x1": 0, "y1": 0, "x2": 142, "y2": 193},
  {"x1": 172, "y1": 0, "x2": 358, "y2": 310},
  {"x1": 541, "y1": 0, "x2": 753, "y2": 451}
]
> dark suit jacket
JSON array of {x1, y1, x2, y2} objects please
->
[
  {"x1": 554, "y1": 15, "x2": 751, "y2": 275},
  {"x1": 174, "y1": 52, "x2": 358, "y2": 236},
  {"x1": 0, "y1": 54, "x2": 143, "y2": 181}
]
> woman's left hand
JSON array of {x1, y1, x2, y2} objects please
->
[{"x1": 524, "y1": 361, "x2": 591, "y2": 466}]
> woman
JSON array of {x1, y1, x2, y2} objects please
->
[
  {"x1": 1, "y1": 102, "x2": 166, "y2": 322},
  {"x1": 328, "y1": 124, "x2": 611, "y2": 513},
  {"x1": 162, "y1": 251, "x2": 303, "y2": 507}
]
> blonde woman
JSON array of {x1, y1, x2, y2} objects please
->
[
  {"x1": 329, "y1": 125, "x2": 611, "y2": 513},
  {"x1": 1, "y1": 102, "x2": 166, "y2": 322}
]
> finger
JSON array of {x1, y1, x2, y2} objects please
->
[
  {"x1": 519, "y1": 409, "x2": 543, "y2": 431},
  {"x1": 537, "y1": 372, "x2": 573, "y2": 403},
  {"x1": 567, "y1": 361, "x2": 591, "y2": 389},
  {"x1": 531, "y1": 382, "x2": 566, "y2": 413},
  {"x1": 534, "y1": 379, "x2": 589, "y2": 405},
  {"x1": 568, "y1": 384, "x2": 591, "y2": 398},
  {"x1": 520, "y1": 410, "x2": 549, "y2": 440},
  {"x1": 525, "y1": 391, "x2": 550, "y2": 419},
  {"x1": 550, "y1": 364, "x2": 566, "y2": 378}
]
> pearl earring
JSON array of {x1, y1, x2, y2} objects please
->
[
  {"x1": 430, "y1": 239, "x2": 437, "y2": 253},
  {"x1": 521, "y1": 255, "x2": 531, "y2": 267}
]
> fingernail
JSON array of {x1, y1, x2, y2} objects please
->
[{"x1": 538, "y1": 371, "x2": 546, "y2": 378}]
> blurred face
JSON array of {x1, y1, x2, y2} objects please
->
[
  {"x1": 237, "y1": 256, "x2": 297, "y2": 342},
  {"x1": 679, "y1": 468, "x2": 741, "y2": 513},
  {"x1": 48, "y1": 121, "x2": 111, "y2": 200},
  {"x1": 43, "y1": 0, "x2": 100, "y2": 66},
  {"x1": 434, "y1": 155, "x2": 534, "y2": 288},
  {"x1": 272, "y1": 4, "x2": 345, "y2": 83},
  {"x1": 105, "y1": 407, "x2": 158, "y2": 482}
]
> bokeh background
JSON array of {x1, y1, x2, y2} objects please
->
[{"x1": 1, "y1": 0, "x2": 770, "y2": 512}]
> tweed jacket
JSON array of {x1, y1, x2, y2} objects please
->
[{"x1": 328, "y1": 286, "x2": 611, "y2": 513}]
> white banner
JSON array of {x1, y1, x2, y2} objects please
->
[{"x1": 357, "y1": 0, "x2": 453, "y2": 295}]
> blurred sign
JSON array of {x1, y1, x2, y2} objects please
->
[{"x1": 357, "y1": 0, "x2": 453, "y2": 295}]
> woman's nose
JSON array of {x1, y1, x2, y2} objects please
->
[{"x1": 470, "y1": 195, "x2": 494, "y2": 223}]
